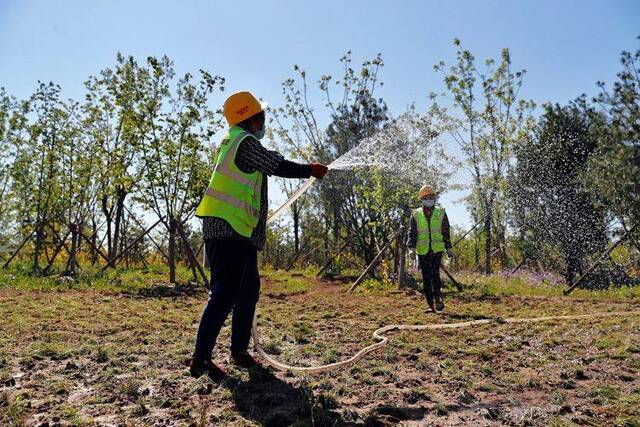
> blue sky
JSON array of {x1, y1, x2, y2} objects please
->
[{"x1": 1, "y1": 0, "x2": 638, "y2": 228}]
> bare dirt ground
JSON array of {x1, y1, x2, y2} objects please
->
[{"x1": 1, "y1": 273, "x2": 639, "y2": 426}]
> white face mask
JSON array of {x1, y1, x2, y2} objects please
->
[{"x1": 422, "y1": 199, "x2": 435, "y2": 208}]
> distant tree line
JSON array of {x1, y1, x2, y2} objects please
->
[{"x1": 0, "y1": 40, "x2": 638, "y2": 289}]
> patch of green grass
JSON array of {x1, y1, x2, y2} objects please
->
[
  {"x1": 615, "y1": 390, "x2": 640, "y2": 416},
  {"x1": 131, "y1": 399, "x2": 150, "y2": 417},
  {"x1": 50, "y1": 380, "x2": 72, "y2": 396},
  {"x1": 591, "y1": 385, "x2": 620, "y2": 403},
  {"x1": 57, "y1": 404, "x2": 84, "y2": 425},
  {"x1": 481, "y1": 365, "x2": 495, "y2": 377},
  {"x1": 404, "y1": 387, "x2": 435, "y2": 404},
  {"x1": 610, "y1": 347, "x2": 630, "y2": 360},
  {"x1": 434, "y1": 402, "x2": 449, "y2": 416},
  {"x1": 120, "y1": 377, "x2": 141, "y2": 401},
  {"x1": 0, "y1": 391, "x2": 29, "y2": 425},
  {"x1": 0, "y1": 263, "x2": 198, "y2": 293},
  {"x1": 615, "y1": 416, "x2": 640, "y2": 427},
  {"x1": 263, "y1": 269, "x2": 310, "y2": 295},
  {"x1": 474, "y1": 382, "x2": 497, "y2": 393},
  {"x1": 462, "y1": 274, "x2": 564, "y2": 298},
  {"x1": 262, "y1": 338, "x2": 282, "y2": 355},
  {"x1": 293, "y1": 321, "x2": 313, "y2": 344},
  {"x1": 460, "y1": 273, "x2": 640, "y2": 300},
  {"x1": 597, "y1": 336, "x2": 623, "y2": 350},
  {"x1": 29, "y1": 341, "x2": 72, "y2": 361},
  {"x1": 356, "y1": 278, "x2": 395, "y2": 293},
  {"x1": 95, "y1": 346, "x2": 110, "y2": 363},
  {"x1": 322, "y1": 348, "x2": 340, "y2": 364}
]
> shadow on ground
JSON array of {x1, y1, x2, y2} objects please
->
[
  {"x1": 225, "y1": 367, "x2": 351, "y2": 426},
  {"x1": 125, "y1": 282, "x2": 206, "y2": 298}
]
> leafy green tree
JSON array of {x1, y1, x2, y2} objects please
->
[
  {"x1": 589, "y1": 43, "x2": 640, "y2": 243},
  {"x1": 82, "y1": 53, "x2": 147, "y2": 265},
  {"x1": 431, "y1": 39, "x2": 535, "y2": 274},
  {"x1": 12, "y1": 82, "x2": 71, "y2": 272},
  {"x1": 56, "y1": 100, "x2": 100, "y2": 276},
  {"x1": 274, "y1": 53, "x2": 391, "y2": 264},
  {"x1": 0, "y1": 88, "x2": 29, "y2": 244},
  {"x1": 509, "y1": 99, "x2": 608, "y2": 284},
  {"x1": 131, "y1": 55, "x2": 225, "y2": 282}
]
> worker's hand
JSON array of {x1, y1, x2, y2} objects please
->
[
  {"x1": 310, "y1": 162, "x2": 329, "y2": 179},
  {"x1": 447, "y1": 249, "x2": 454, "y2": 259}
]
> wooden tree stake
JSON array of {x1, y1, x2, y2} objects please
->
[{"x1": 564, "y1": 223, "x2": 638, "y2": 295}]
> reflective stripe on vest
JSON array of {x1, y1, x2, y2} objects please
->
[
  {"x1": 204, "y1": 187, "x2": 256, "y2": 216},
  {"x1": 195, "y1": 126, "x2": 262, "y2": 237},
  {"x1": 414, "y1": 207, "x2": 445, "y2": 255}
]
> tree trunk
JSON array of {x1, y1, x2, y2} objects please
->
[
  {"x1": 168, "y1": 217, "x2": 177, "y2": 283},
  {"x1": 182, "y1": 235, "x2": 198, "y2": 282},
  {"x1": 474, "y1": 232, "x2": 480, "y2": 268},
  {"x1": 292, "y1": 200, "x2": 300, "y2": 254},
  {"x1": 332, "y1": 203, "x2": 340, "y2": 246},
  {"x1": 122, "y1": 216, "x2": 129, "y2": 269},
  {"x1": 65, "y1": 224, "x2": 79, "y2": 277},
  {"x1": 102, "y1": 195, "x2": 113, "y2": 265},
  {"x1": 484, "y1": 205, "x2": 493, "y2": 275},
  {"x1": 323, "y1": 214, "x2": 330, "y2": 260},
  {"x1": 90, "y1": 217, "x2": 98, "y2": 265},
  {"x1": 111, "y1": 187, "x2": 126, "y2": 264},
  {"x1": 398, "y1": 225, "x2": 406, "y2": 288},
  {"x1": 393, "y1": 239, "x2": 399, "y2": 275},
  {"x1": 33, "y1": 221, "x2": 44, "y2": 273}
]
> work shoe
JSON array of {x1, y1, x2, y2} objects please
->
[
  {"x1": 231, "y1": 352, "x2": 262, "y2": 369},
  {"x1": 435, "y1": 296, "x2": 445, "y2": 312},
  {"x1": 425, "y1": 298, "x2": 436, "y2": 313},
  {"x1": 189, "y1": 358, "x2": 226, "y2": 381}
]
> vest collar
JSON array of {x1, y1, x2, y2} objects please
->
[{"x1": 229, "y1": 125, "x2": 256, "y2": 139}]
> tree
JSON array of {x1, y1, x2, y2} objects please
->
[
  {"x1": 55, "y1": 99, "x2": 101, "y2": 276},
  {"x1": 11, "y1": 82, "x2": 71, "y2": 272},
  {"x1": 83, "y1": 53, "x2": 147, "y2": 266},
  {"x1": 0, "y1": 88, "x2": 28, "y2": 244},
  {"x1": 509, "y1": 99, "x2": 608, "y2": 284},
  {"x1": 131, "y1": 55, "x2": 225, "y2": 282},
  {"x1": 267, "y1": 131, "x2": 311, "y2": 258},
  {"x1": 274, "y1": 52, "x2": 393, "y2": 265},
  {"x1": 431, "y1": 40, "x2": 535, "y2": 274},
  {"x1": 590, "y1": 43, "x2": 640, "y2": 242}
]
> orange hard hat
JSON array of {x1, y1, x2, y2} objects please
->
[
  {"x1": 418, "y1": 185, "x2": 436, "y2": 198},
  {"x1": 223, "y1": 91, "x2": 268, "y2": 126}
]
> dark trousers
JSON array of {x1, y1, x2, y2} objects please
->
[
  {"x1": 192, "y1": 238, "x2": 260, "y2": 362},
  {"x1": 418, "y1": 252, "x2": 443, "y2": 305}
]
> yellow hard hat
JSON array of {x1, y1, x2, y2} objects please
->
[
  {"x1": 223, "y1": 91, "x2": 268, "y2": 126},
  {"x1": 418, "y1": 185, "x2": 436, "y2": 198}
]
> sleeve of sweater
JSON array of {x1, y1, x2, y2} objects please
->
[
  {"x1": 235, "y1": 136, "x2": 284, "y2": 175},
  {"x1": 273, "y1": 159, "x2": 312, "y2": 179},
  {"x1": 407, "y1": 216, "x2": 417, "y2": 249},
  {"x1": 442, "y1": 211, "x2": 452, "y2": 250},
  {"x1": 235, "y1": 136, "x2": 311, "y2": 178}
]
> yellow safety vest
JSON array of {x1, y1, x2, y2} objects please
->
[
  {"x1": 195, "y1": 126, "x2": 262, "y2": 237},
  {"x1": 414, "y1": 207, "x2": 445, "y2": 255}
]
